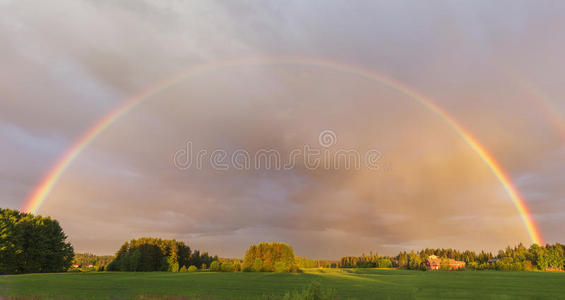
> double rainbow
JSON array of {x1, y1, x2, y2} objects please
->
[{"x1": 22, "y1": 57, "x2": 544, "y2": 245}]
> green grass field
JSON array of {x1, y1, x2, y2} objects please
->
[{"x1": 1, "y1": 269, "x2": 564, "y2": 299}]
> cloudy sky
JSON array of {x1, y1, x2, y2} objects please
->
[{"x1": 1, "y1": 0, "x2": 564, "y2": 258}]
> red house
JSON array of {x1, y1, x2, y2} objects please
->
[{"x1": 424, "y1": 255, "x2": 465, "y2": 270}]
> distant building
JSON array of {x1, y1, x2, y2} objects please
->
[
  {"x1": 424, "y1": 255, "x2": 465, "y2": 270},
  {"x1": 488, "y1": 258, "x2": 499, "y2": 264}
]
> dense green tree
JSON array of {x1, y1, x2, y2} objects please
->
[
  {"x1": 274, "y1": 261, "x2": 287, "y2": 272},
  {"x1": 188, "y1": 265, "x2": 198, "y2": 272},
  {"x1": 107, "y1": 237, "x2": 191, "y2": 272},
  {"x1": 187, "y1": 250, "x2": 217, "y2": 270},
  {"x1": 252, "y1": 258, "x2": 263, "y2": 272},
  {"x1": 233, "y1": 260, "x2": 241, "y2": 272},
  {"x1": 209, "y1": 260, "x2": 220, "y2": 271},
  {"x1": 242, "y1": 242, "x2": 297, "y2": 272},
  {"x1": 397, "y1": 252, "x2": 408, "y2": 268},
  {"x1": 408, "y1": 251, "x2": 423, "y2": 270},
  {"x1": 377, "y1": 258, "x2": 393, "y2": 268},
  {"x1": 0, "y1": 208, "x2": 74, "y2": 274},
  {"x1": 221, "y1": 262, "x2": 235, "y2": 272}
]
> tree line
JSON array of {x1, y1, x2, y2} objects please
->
[
  {"x1": 339, "y1": 243, "x2": 565, "y2": 271},
  {"x1": 72, "y1": 253, "x2": 114, "y2": 271},
  {"x1": 76, "y1": 242, "x2": 308, "y2": 273},
  {"x1": 340, "y1": 252, "x2": 393, "y2": 268},
  {"x1": 3, "y1": 208, "x2": 564, "y2": 274},
  {"x1": 295, "y1": 257, "x2": 338, "y2": 269}
]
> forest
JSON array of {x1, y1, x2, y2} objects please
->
[
  {"x1": 72, "y1": 253, "x2": 114, "y2": 271},
  {"x1": 339, "y1": 243, "x2": 565, "y2": 271}
]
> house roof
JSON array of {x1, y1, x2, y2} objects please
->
[{"x1": 425, "y1": 257, "x2": 465, "y2": 266}]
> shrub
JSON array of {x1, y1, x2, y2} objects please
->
[
  {"x1": 179, "y1": 266, "x2": 187, "y2": 272},
  {"x1": 188, "y1": 265, "x2": 198, "y2": 272},
  {"x1": 221, "y1": 262, "x2": 235, "y2": 272},
  {"x1": 200, "y1": 263, "x2": 207, "y2": 270},
  {"x1": 288, "y1": 264, "x2": 300, "y2": 273},
  {"x1": 210, "y1": 261, "x2": 220, "y2": 272},
  {"x1": 169, "y1": 261, "x2": 179, "y2": 272},
  {"x1": 377, "y1": 258, "x2": 393, "y2": 268},
  {"x1": 233, "y1": 261, "x2": 241, "y2": 272},
  {"x1": 523, "y1": 260, "x2": 535, "y2": 271}
]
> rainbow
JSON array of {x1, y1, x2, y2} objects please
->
[
  {"x1": 517, "y1": 78, "x2": 565, "y2": 140},
  {"x1": 498, "y1": 65, "x2": 565, "y2": 140},
  {"x1": 22, "y1": 57, "x2": 544, "y2": 245}
]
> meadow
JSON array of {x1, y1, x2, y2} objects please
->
[{"x1": 2, "y1": 268, "x2": 565, "y2": 299}]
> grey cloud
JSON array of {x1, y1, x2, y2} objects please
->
[{"x1": 1, "y1": 0, "x2": 564, "y2": 257}]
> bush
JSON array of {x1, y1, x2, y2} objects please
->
[
  {"x1": 179, "y1": 266, "x2": 187, "y2": 272},
  {"x1": 200, "y1": 263, "x2": 207, "y2": 270},
  {"x1": 523, "y1": 260, "x2": 535, "y2": 271},
  {"x1": 233, "y1": 261, "x2": 242, "y2": 272},
  {"x1": 209, "y1": 261, "x2": 220, "y2": 272},
  {"x1": 188, "y1": 265, "x2": 198, "y2": 272},
  {"x1": 377, "y1": 258, "x2": 393, "y2": 268},
  {"x1": 289, "y1": 264, "x2": 300, "y2": 273},
  {"x1": 221, "y1": 262, "x2": 235, "y2": 272}
]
